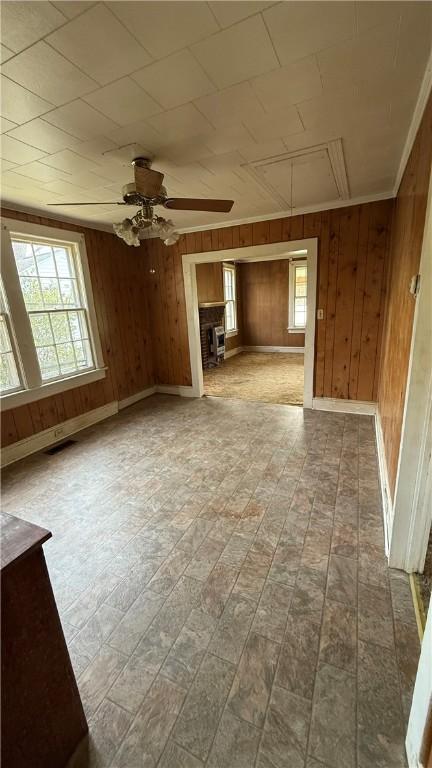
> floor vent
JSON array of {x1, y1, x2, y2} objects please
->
[{"x1": 45, "y1": 439, "x2": 77, "y2": 455}]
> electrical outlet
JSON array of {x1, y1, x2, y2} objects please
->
[
  {"x1": 54, "y1": 427, "x2": 64, "y2": 438},
  {"x1": 317, "y1": 309, "x2": 324, "y2": 320}
]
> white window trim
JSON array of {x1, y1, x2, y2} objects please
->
[
  {"x1": 288, "y1": 258, "x2": 307, "y2": 333},
  {"x1": 1, "y1": 219, "x2": 106, "y2": 410},
  {"x1": 223, "y1": 262, "x2": 238, "y2": 336}
]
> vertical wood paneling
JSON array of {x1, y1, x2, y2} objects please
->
[
  {"x1": 377, "y1": 94, "x2": 432, "y2": 497},
  {"x1": 143, "y1": 200, "x2": 393, "y2": 401},
  {"x1": 1, "y1": 209, "x2": 154, "y2": 447}
]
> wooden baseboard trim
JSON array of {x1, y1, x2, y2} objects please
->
[
  {"x1": 242, "y1": 345, "x2": 305, "y2": 353},
  {"x1": 118, "y1": 387, "x2": 156, "y2": 409},
  {"x1": 156, "y1": 385, "x2": 196, "y2": 397},
  {"x1": 224, "y1": 347, "x2": 242, "y2": 359},
  {"x1": 312, "y1": 397, "x2": 377, "y2": 415},
  {"x1": 1, "y1": 402, "x2": 118, "y2": 467}
]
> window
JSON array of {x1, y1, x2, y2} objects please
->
[
  {"x1": 223, "y1": 263, "x2": 237, "y2": 334},
  {"x1": 1, "y1": 220, "x2": 105, "y2": 409},
  {"x1": 288, "y1": 259, "x2": 308, "y2": 331}
]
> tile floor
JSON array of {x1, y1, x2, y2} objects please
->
[{"x1": 1, "y1": 394, "x2": 420, "y2": 768}]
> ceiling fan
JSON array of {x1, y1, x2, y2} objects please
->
[{"x1": 48, "y1": 157, "x2": 234, "y2": 247}]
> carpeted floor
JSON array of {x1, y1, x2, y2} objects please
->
[{"x1": 203, "y1": 351, "x2": 304, "y2": 406}]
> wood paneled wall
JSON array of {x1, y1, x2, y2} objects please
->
[
  {"x1": 1, "y1": 209, "x2": 154, "y2": 447},
  {"x1": 239, "y1": 260, "x2": 305, "y2": 348},
  {"x1": 377, "y1": 94, "x2": 432, "y2": 498},
  {"x1": 196, "y1": 263, "x2": 223, "y2": 304},
  {"x1": 145, "y1": 199, "x2": 393, "y2": 400}
]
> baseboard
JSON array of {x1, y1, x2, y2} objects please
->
[
  {"x1": 156, "y1": 385, "x2": 196, "y2": 397},
  {"x1": 1, "y1": 402, "x2": 118, "y2": 467},
  {"x1": 242, "y1": 345, "x2": 305, "y2": 354},
  {"x1": 118, "y1": 386, "x2": 156, "y2": 409},
  {"x1": 224, "y1": 347, "x2": 242, "y2": 359},
  {"x1": 375, "y1": 409, "x2": 392, "y2": 555},
  {"x1": 312, "y1": 397, "x2": 377, "y2": 415}
]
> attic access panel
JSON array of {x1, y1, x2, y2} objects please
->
[{"x1": 243, "y1": 139, "x2": 350, "y2": 211}]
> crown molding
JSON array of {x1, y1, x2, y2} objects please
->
[
  {"x1": 175, "y1": 190, "x2": 394, "y2": 234},
  {"x1": 393, "y1": 49, "x2": 432, "y2": 196}
]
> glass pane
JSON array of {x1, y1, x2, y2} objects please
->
[
  {"x1": 12, "y1": 241, "x2": 36, "y2": 276},
  {"x1": 60, "y1": 278, "x2": 79, "y2": 306},
  {"x1": 295, "y1": 265, "x2": 307, "y2": 298},
  {"x1": 34, "y1": 245, "x2": 56, "y2": 277},
  {"x1": 56, "y1": 342, "x2": 76, "y2": 374},
  {"x1": 0, "y1": 352, "x2": 20, "y2": 392},
  {"x1": 50, "y1": 312, "x2": 71, "y2": 343},
  {"x1": 30, "y1": 313, "x2": 54, "y2": 346},
  {"x1": 0, "y1": 316, "x2": 20, "y2": 393},
  {"x1": 37, "y1": 346, "x2": 60, "y2": 380},
  {"x1": 225, "y1": 301, "x2": 234, "y2": 331},
  {"x1": 54, "y1": 247, "x2": 74, "y2": 278},
  {"x1": 40, "y1": 277, "x2": 61, "y2": 308},
  {"x1": 20, "y1": 277, "x2": 43, "y2": 309},
  {"x1": 73, "y1": 339, "x2": 92, "y2": 369}
]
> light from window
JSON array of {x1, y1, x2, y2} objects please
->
[
  {"x1": 0, "y1": 314, "x2": 21, "y2": 394},
  {"x1": 223, "y1": 264, "x2": 237, "y2": 333},
  {"x1": 11, "y1": 239, "x2": 93, "y2": 381},
  {"x1": 288, "y1": 260, "x2": 308, "y2": 331}
]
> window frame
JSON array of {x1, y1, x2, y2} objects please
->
[
  {"x1": 1, "y1": 219, "x2": 106, "y2": 411},
  {"x1": 288, "y1": 258, "x2": 308, "y2": 333},
  {"x1": 222, "y1": 262, "x2": 238, "y2": 337}
]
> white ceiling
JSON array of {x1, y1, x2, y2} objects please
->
[{"x1": 1, "y1": 1, "x2": 431, "y2": 231}]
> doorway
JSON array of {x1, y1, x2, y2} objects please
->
[{"x1": 182, "y1": 238, "x2": 317, "y2": 407}]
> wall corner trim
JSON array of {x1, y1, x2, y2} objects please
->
[
  {"x1": 312, "y1": 397, "x2": 376, "y2": 415},
  {"x1": 1, "y1": 402, "x2": 118, "y2": 467},
  {"x1": 375, "y1": 409, "x2": 392, "y2": 556}
]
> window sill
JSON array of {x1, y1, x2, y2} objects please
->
[
  {"x1": 0, "y1": 367, "x2": 107, "y2": 411},
  {"x1": 226, "y1": 329, "x2": 238, "y2": 338},
  {"x1": 287, "y1": 327, "x2": 306, "y2": 334}
]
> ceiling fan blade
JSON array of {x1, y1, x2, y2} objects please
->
[
  {"x1": 134, "y1": 165, "x2": 164, "y2": 197},
  {"x1": 48, "y1": 202, "x2": 127, "y2": 206},
  {"x1": 163, "y1": 198, "x2": 234, "y2": 213}
]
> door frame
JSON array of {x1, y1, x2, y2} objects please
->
[
  {"x1": 389, "y1": 169, "x2": 432, "y2": 572},
  {"x1": 182, "y1": 238, "x2": 318, "y2": 406}
]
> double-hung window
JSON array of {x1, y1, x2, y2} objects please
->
[
  {"x1": 288, "y1": 259, "x2": 308, "y2": 332},
  {"x1": 1, "y1": 220, "x2": 105, "y2": 409},
  {"x1": 223, "y1": 263, "x2": 237, "y2": 335}
]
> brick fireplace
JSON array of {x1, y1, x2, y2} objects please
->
[{"x1": 199, "y1": 304, "x2": 225, "y2": 369}]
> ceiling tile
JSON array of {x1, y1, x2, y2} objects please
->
[
  {"x1": 238, "y1": 139, "x2": 287, "y2": 162},
  {"x1": 246, "y1": 105, "x2": 304, "y2": 142},
  {"x1": 194, "y1": 82, "x2": 266, "y2": 129},
  {"x1": 2, "y1": 41, "x2": 98, "y2": 105},
  {"x1": 13, "y1": 161, "x2": 70, "y2": 182},
  {"x1": 251, "y1": 56, "x2": 323, "y2": 111},
  {"x1": 317, "y1": 21, "x2": 399, "y2": 91},
  {"x1": 8, "y1": 118, "x2": 81, "y2": 153},
  {"x1": 0, "y1": 135, "x2": 46, "y2": 164},
  {"x1": 51, "y1": 1, "x2": 97, "y2": 19},
  {"x1": 203, "y1": 125, "x2": 256, "y2": 156},
  {"x1": 209, "y1": 1, "x2": 274, "y2": 28},
  {"x1": 1, "y1": 116, "x2": 17, "y2": 133},
  {"x1": 42, "y1": 179, "x2": 107, "y2": 200},
  {"x1": 83, "y1": 77, "x2": 162, "y2": 126},
  {"x1": 0, "y1": 1, "x2": 66, "y2": 53},
  {"x1": 47, "y1": 4, "x2": 152, "y2": 86},
  {"x1": 1, "y1": 75, "x2": 54, "y2": 124},
  {"x1": 42, "y1": 100, "x2": 120, "y2": 140},
  {"x1": 39, "y1": 148, "x2": 106, "y2": 174},
  {"x1": 57, "y1": 170, "x2": 114, "y2": 189},
  {"x1": 0, "y1": 44, "x2": 14, "y2": 63},
  {"x1": 107, "y1": 1, "x2": 218, "y2": 59},
  {"x1": 263, "y1": 2, "x2": 356, "y2": 66},
  {"x1": 192, "y1": 15, "x2": 279, "y2": 89},
  {"x1": 158, "y1": 137, "x2": 214, "y2": 164},
  {"x1": 2, "y1": 170, "x2": 47, "y2": 191},
  {"x1": 0, "y1": 159, "x2": 16, "y2": 172},
  {"x1": 355, "y1": 1, "x2": 404, "y2": 34},
  {"x1": 132, "y1": 50, "x2": 215, "y2": 110},
  {"x1": 106, "y1": 122, "x2": 163, "y2": 157},
  {"x1": 147, "y1": 103, "x2": 213, "y2": 143}
]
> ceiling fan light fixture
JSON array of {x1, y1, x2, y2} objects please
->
[{"x1": 113, "y1": 218, "x2": 141, "y2": 247}]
